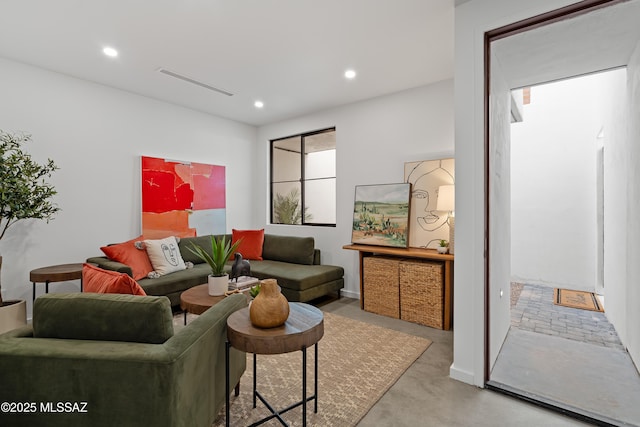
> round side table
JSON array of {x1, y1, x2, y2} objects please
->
[
  {"x1": 225, "y1": 303, "x2": 324, "y2": 427},
  {"x1": 29, "y1": 263, "x2": 86, "y2": 302}
]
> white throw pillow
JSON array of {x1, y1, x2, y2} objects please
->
[{"x1": 143, "y1": 236, "x2": 186, "y2": 277}]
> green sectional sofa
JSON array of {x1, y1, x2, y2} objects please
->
[
  {"x1": 0, "y1": 292, "x2": 247, "y2": 427},
  {"x1": 87, "y1": 234, "x2": 344, "y2": 306}
]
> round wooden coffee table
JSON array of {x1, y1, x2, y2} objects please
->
[
  {"x1": 29, "y1": 263, "x2": 85, "y2": 302},
  {"x1": 225, "y1": 303, "x2": 324, "y2": 427},
  {"x1": 179, "y1": 284, "x2": 227, "y2": 324}
]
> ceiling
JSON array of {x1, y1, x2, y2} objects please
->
[
  {"x1": 493, "y1": 0, "x2": 640, "y2": 90},
  {"x1": 0, "y1": 1, "x2": 454, "y2": 127}
]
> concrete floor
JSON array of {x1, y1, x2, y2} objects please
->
[
  {"x1": 490, "y1": 284, "x2": 640, "y2": 426},
  {"x1": 321, "y1": 297, "x2": 590, "y2": 427}
]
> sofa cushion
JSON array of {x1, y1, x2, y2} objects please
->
[
  {"x1": 232, "y1": 229, "x2": 264, "y2": 260},
  {"x1": 248, "y1": 260, "x2": 344, "y2": 291},
  {"x1": 178, "y1": 234, "x2": 227, "y2": 264},
  {"x1": 138, "y1": 263, "x2": 212, "y2": 297},
  {"x1": 262, "y1": 234, "x2": 315, "y2": 265},
  {"x1": 83, "y1": 263, "x2": 146, "y2": 296},
  {"x1": 100, "y1": 235, "x2": 154, "y2": 280},
  {"x1": 144, "y1": 236, "x2": 187, "y2": 276},
  {"x1": 33, "y1": 293, "x2": 174, "y2": 344}
]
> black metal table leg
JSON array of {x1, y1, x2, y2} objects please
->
[
  {"x1": 183, "y1": 311, "x2": 187, "y2": 326},
  {"x1": 253, "y1": 353, "x2": 257, "y2": 409},
  {"x1": 314, "y1": 343, "x2": 318, "y2": 413},
  {"x1": 32, "y1": 282, "x2": 36, "y2": 303},
  {"x1": 302, "y1": 345, "x2": 307, "y2": 427},
  {"x1": 45, "y1": 280, "x2": 49, "y2": 294}
]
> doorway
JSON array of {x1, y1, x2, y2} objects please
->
[{"x1": 484, "y1": 0, "x2": 640, "y2": 425}]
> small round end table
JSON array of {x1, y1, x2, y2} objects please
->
[
  {"x1": 225, "y1": 302, "x2": 324, "y2": 427},
  {"x1": 29, "y1": 263, "x2": 86, "y2": 302}
]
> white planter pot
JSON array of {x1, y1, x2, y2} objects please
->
[
  {"x1": 437, "y1": 246, "x2": 448, "y2": 254},
  {"x1": 0, "y1": 300, "x2": 27, "y2": 335},
  {"x1": 208, "y1": 274, "x2": 229, "y2": 296}
]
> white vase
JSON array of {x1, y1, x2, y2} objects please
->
[
  {"x1": 437, "y1": 246, "x2": 448, "y2": 254},
  {"x1": 208, "y1": 274, "x2": 229, "y2": 296}
]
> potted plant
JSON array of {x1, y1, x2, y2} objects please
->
[
  {"x1": 188, "y1": 235, "x2": 242, "y2": 296},
  {"x1": 437, "y1": 239, "x2": 449, "y2": 254},
  {"x1": 0, "y1": 130, "x2": 60, "y2": 334}
]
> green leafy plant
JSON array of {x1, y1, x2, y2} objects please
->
[
  {"x1": 439, "y1": 239, "x2": 448, "y2": 247},
  {"x1": 1, "y1": 130, "x2": 60, "y2": 304},
  {"x1": 188, "y1": 235, "x2": 242, "y2": 277},
  {"x1": 273, "y1": 188, "x2": 312, "y2": 225},
  {"x1": 249, "y1": 284, "x2": 261, "y2": 298}
]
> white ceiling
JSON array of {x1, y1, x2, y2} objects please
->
[
  {"x1": 493, "y1": 0, "x2": 640, "y2": 90},
  {"x1": 0, "y1": 1, "x2": 454, "y2": 127}
]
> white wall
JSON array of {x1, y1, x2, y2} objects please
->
[
  {"x1": 256, "y1": 80, "x2": 454, "y2": 298},
  {"x1": 454, "y1": 0, "x2": 577, "y2": 386},
  {"x1": 510, "y1": 72, "x2": 625, "y2": 291},
  {"x1": 623, "y1": 40, "x2": 640, "y2": 369},
  {"x1": 0, "y1": 57, "x2": 257, "y2": 315}
]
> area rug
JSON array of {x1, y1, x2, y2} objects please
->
[
  {"x1": 174, "y1": 311, "x2": 431, "y2": 426},
  {"x1": 553, "y1": 288, "x2": 604, "y2": 312}
]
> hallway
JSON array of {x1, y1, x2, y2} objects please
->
[{"x1": 490, "y1": 284, "x2": 640, "y2": 426}]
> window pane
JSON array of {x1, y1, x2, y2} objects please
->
[
  {"x1": 305, "y1": 178, "x2": 336, "y2": 224},
  {"x1": 272, "y1": 136, "x2": 301, "y2": 182},
  {"x1": 306, "y1": 149, "x2": 336, "y2": 180},
  {"x1": 304, "y1": 131, "x2": 336, "y2": 180},
  {"x1": 272, "y1": 182, "x2": 303, "y2": 225}
]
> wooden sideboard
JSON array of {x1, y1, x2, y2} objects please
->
[{"x1": 343, "y1": 244, "x2": 454, "y2": 330}]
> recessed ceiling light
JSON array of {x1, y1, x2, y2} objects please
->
[
  {"x1": 344, "y1": 69, "x2": 357, "y2": 79},
  {"x1": 103, "y1": 47, "x2": 118, "y2": 58},
  {"x1": 254, "y1": 100, "x2": 264, "y2": 109}
]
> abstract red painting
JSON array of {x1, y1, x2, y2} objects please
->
[{"x1": 141, "y1": 156, "x2": 226, "y2": 238}]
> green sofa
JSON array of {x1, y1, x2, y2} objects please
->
[
  {"x1": 87, "y1": 234, "x2": 345, "y2": 306},
  {"x1": 0, "y1": 292, "x2": 247, "y2": 427}
]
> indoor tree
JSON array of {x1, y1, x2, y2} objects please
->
[{"x1": 0, "y1": 130, "x2": 60, "y2": 305}]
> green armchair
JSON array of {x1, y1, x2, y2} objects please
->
[{"x1": 0, "y1": 292, "x2": 246, "y2": 427}]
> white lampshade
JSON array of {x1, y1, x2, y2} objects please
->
[{"x1": 436, "y1": 185, "x2": 455, "y2": 212}]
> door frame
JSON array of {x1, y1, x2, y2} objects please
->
[{"x1": 482, "y1": 0, "x2": 626, "y2": 383}]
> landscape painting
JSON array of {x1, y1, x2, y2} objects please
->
[
  {"x1": 352, "y1": 183, "x2": 411, "y2": 248},
  {"x1": 141, "y1": 156, "x2": 226, "y2": 239}
]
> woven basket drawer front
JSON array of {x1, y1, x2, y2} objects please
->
[
  {"x1": 399, "y1": 261, "x2": 444, "y2": 328},
  {"x1": 363, "y1": 257, "x2": 400, "y2": 318}
]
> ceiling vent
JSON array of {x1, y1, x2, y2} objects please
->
[{"x1": 157, "y1": 68, "x2": 234, "y2": 97}]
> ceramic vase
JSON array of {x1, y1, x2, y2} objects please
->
[
  {"x1": 249, "y1": 278, "x2": 290, "y2": 328},
  {"x1": 208, "y1": 274, "x2": 229, "y2": 296},
  {"x1": 437, "y1": 246, "x2": 448, "y2": 254}
]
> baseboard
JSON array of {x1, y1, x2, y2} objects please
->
[
  {"x1": 449, "y1": 363, "x2": 477, "y2": 385},
  {"x1": 340, "y1": 289, "x2": 359, "y2": 299}
]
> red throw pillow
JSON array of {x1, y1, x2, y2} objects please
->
[
  {"x1": 232, "y1": 229, "x2": 265, "y2": 260},
  {"x1": 100, "y1": 235, "x2": 154, "y2": 280},
  {"x1": 82, "y1": 263, "x2": 146, "y2": 296}
]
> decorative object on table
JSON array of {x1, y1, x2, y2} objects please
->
[
  {"x1": 188, "y1": 235, "x2": 242, "y2": 296},
  {"x1": 404, "y1": 158, "x2": 455, "y2": 250},
  {"x1": 249, "y1": 279, "x2": 289, "y2": 328},
  {"x1": 436, "y1": 184, "x2": 455, "y2": 255},
  {"x1": 229, "y1": 275, "x2": 259, "y2": 292},
  {"x1": 230, "y1": 253, "x2": 251, "y2": 282},
  {"x1": 437, "y1": 239, "x2": 449, "y2": 254},
  {"x1": 0, "y1": 130, "x2": 60, "y2": 334},
  {"x1": 351, "y1": 183, "x2": 411, "y2": 248},
  {"x1": 141, "y1": 155, "x2": 226, "y2": 239}
]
